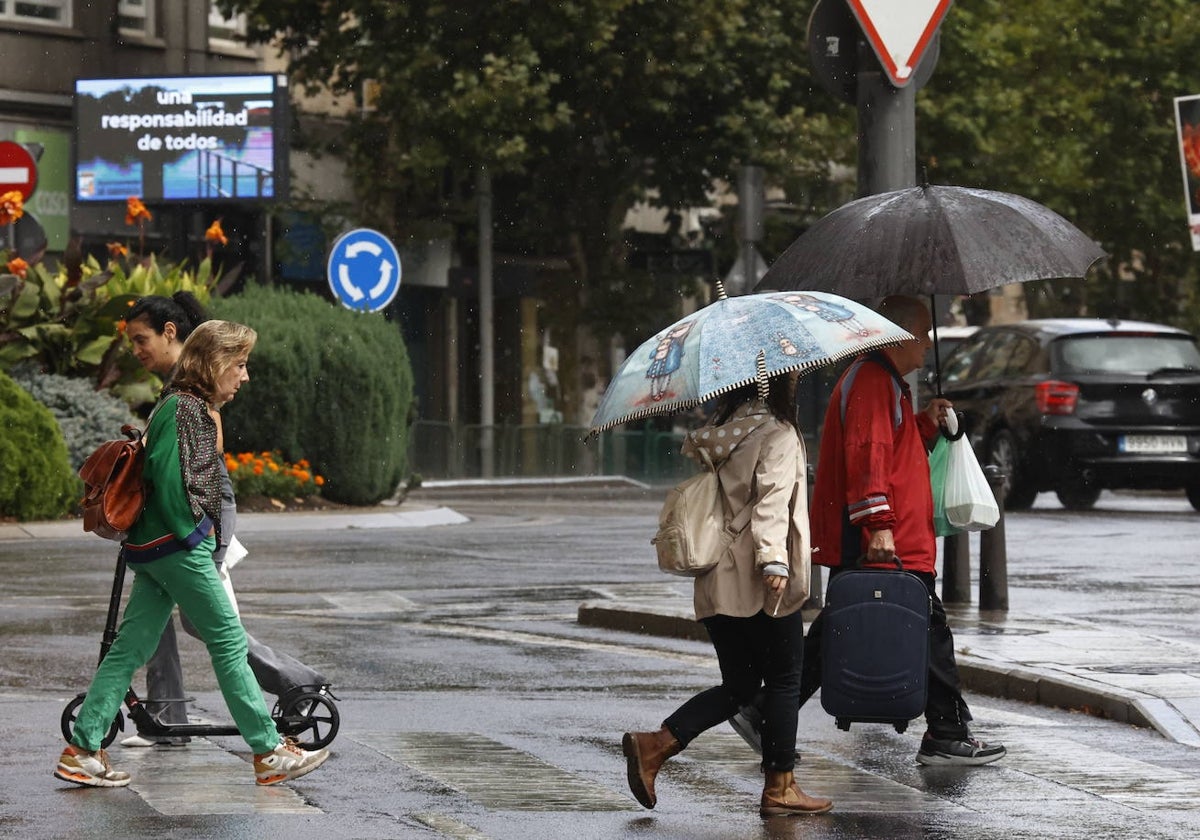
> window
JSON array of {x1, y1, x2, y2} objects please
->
[
  {"x1": 1005, "y1": 336, "x2": 1040, "y2": 377},
  {"x1": 0, "y1": 0, "x2": 70, "y2": 26},
  {"x1": 118, "y1": 0, "x2": 153, "y2": 37},
  {"x1": 1054, "y1": 334, "x2": 1200, "y2": 375},
  {"x1": 940, "y1": 333, "x2": 990, "y2": 386},
  {"x1": 973, "y1": 332, "x2": 1020, "y2": 382},
  {"x1": 208, "y1": 3, "x2": 247, "y2": 44}
]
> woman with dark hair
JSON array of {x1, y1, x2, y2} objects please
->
[
  {"x1": 124, "y1": 292, "x2": 209, "y2": 376},
  {"x1": 621, "y1": 371, "x2": 833, "y2": 818},
  {"x1": 55, "y1": 321, "x2": 330, "y2": 787},
  {"x1": 119, "y1": 294, "x2": 328, "y2": 748}
]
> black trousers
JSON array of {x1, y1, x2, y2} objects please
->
[
  {"x1": 665, "y1": 609, "x2": 805, "y2": 772},
  {"x1": 797, "y1": 568, "x2": 972, "y2": 741}
]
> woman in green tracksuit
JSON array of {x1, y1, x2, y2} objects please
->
[{"x1": 54, "y1": 321, "x2": 330, "y2": 788}]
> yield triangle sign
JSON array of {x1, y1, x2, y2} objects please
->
[{"x1": 846, "y1": 0, "x2": 954, "y2": 88}]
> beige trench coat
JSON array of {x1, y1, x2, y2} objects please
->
[{"x1": 683, "y1": 402, "x2": 811, "y2": 621}]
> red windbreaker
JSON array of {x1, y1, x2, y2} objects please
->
[{"x1": 810, "y1": 353, "x2": 939, "y2": 574}]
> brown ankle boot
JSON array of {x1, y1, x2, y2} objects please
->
[
  {"x1": 621, "y1": 728, "x2": 682, "y2": 809},
  {"x1": 760, "y1": 769, "x2": 833, "y2": 817}
]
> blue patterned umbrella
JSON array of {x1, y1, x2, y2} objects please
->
[{"x1": 587, "y1": 288, "x2": 913, "y2": 436}]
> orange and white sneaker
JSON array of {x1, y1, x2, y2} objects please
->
[
  {"x1": 254, "y1": 737, "x2": 329, "y2": 786},
  {"x1": 53, "y1": 744, "x2": 131, "y2": 787}
]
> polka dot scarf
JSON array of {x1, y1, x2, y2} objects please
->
[{"x1": 687, "y1": 400, "x2": 771, "y2": 465}]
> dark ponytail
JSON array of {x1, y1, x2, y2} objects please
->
[
  {"x1": 710, "y1": 373, "x2": 798, "y2": 429},
  {"x1": 125, "y1": 291, "x2": 209, "y2": 340}
]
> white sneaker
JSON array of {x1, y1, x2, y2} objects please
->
[
  {"x1": 120, "y1": 733, "x2": 189, "y2": 747},
  {"x1": 53, "y1": 745, "x2": 131, "y2": 787},
  {"x1": 120, "y1": 734, "x2": 158, "y2": 748},
  {"x1": 294, "y1": 686, "x2": 330, "y2": 718},
  {"x1": 254, "y1": 737, "x2": 329, "y2": 786}
]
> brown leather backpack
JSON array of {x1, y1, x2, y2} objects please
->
[{"x1": 78, "y1": 424, "x2": 146, "y2": 541}]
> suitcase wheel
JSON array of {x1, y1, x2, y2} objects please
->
[
  {"x1": 836, "y1": 718, "x2": 851, "y2": 732},
  {"x1": 893, "y1": 721, "x2": 908, "y2": 734}
]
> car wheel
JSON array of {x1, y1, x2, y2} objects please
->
[
  {"x1": 1055, "y1": 480, "x2": 1101, "y2": 511},
  {"x1": 1187, "y1": 483, "x2": 1200, "y2": 512},
  {"x1": 987, "y1": 429, "x2": 1037, "y2": 510}
]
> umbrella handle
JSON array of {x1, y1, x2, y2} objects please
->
[{"x1": 940, "y1": 410, "x2": 966, "y2": 442}]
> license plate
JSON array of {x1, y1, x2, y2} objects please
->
[{"x1": 1119, "y1": 434, "x2": 1188, "y2": 453}]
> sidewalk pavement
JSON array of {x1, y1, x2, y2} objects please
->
[{"x1": 5, "y1": 477, "x2": 1199, "y2": 749}]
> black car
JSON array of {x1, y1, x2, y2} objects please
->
[{"x1": 935, "y1": 318, "x2": 1200, "y2": 511}]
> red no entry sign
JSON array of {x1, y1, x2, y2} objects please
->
[{"x1": 0, "y1": 141, "x2": 38, "y2": 200}]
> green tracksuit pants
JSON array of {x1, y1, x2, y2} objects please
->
[{"x1": 71, "y1": 536, "x2": 280, "y2": 755}]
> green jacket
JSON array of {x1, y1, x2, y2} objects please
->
[{"x1": 125, "y1": 390, "x2": 223, "y2": 561}]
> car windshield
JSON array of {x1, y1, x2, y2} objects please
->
[{"x1": 1054, "y1": 334, "x2": 1200, "y2": 375}]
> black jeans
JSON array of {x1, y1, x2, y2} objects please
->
[
  {"x1": 665, "y1": 609, "x2": 805, "y2": 772},
  {"x1": 797, "y1": 568, "x2": 972, "y2": 740}
]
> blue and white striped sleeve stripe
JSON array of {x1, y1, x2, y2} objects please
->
[{"x1": 848, "y1": 495, "x2": 890, "y2": 523}]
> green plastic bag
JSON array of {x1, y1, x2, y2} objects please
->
[{"x1": 929, "y1": 435, "x2": 960, "y2": 537}]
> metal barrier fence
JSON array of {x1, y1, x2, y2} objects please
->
[{"x1": 407, "y1": 420, "x2": 693, "y2": 484}]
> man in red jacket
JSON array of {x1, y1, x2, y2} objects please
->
[
  {"x1": 812, "y1": 295, "x2": 1004, "y2": 765},
  {"x1": 729, "y1": 296, "x2": 1004, "y2": 766}
]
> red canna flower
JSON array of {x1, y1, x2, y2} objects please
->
[
  {"x1": 205, "y1": 219, "x2": 228, "y2": 246},
  {"x1": 125, "y1": 196, "x2": 152, "y2": 225},
  {"x1": 0, "y1": 190, "x2": 24, "y2": 227}
]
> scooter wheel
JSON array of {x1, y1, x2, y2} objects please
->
[
  {"x1": 61, "y1": 693, "x2": 123, "y2": 748},
  {"x1": 276, "y1": 690, "x2": 339, "y2": 750}
]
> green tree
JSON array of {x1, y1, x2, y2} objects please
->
[
  {"x1": 920, "y1": 0, "x2": 1200, "y2": 325},
  {"x1": 219, "y1": 0, "x2": 852, "y2": 347}
]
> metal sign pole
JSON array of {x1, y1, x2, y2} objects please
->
[
  {"x1": 478, "y1": 165, "x2": 495, "y2": 478},
  {"x1": 855, "y1": 34, "x2": 916, "y2": 198}
]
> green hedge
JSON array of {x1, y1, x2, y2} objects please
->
[
  {"x1": 210, "y1": 286, "x2": 414, "y2": 505},
  {"x1": 0, "y1": 369, "x2": 80, "y2": 521}
]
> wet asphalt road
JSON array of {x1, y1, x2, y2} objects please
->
[{"x1": 3, "y1": 486, "x2": 1200, "y2": 839}]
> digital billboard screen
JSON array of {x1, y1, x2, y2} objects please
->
[{"x1": 74, "y1": 74, "x2": 289, "y2": 203}]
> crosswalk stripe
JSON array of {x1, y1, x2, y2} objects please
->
[
  {"x1": 368, "y1": 732, "x2": 636, "y2": 811},
  {"x1": 117, "y1": 738, "x2": 320, "y2": 815}
]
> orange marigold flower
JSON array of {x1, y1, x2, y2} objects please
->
[
  {"x1": 314, "y1": 475, "x2": 325, "y2": 486},
  {"x1": 295, "y1": 470, "x2": 311, "y2": 483},
  {"x1": 0, "y1": 190, "x2": 24, "y2": 226},
  {"x1": 204, "y1": 219, "x2": 228, "y2": 246},
  {"x1": 238, "y1": 452, "x2": 254, "y2": 464},
  {"x1": 268, "y1": 462, "x2": 279, "y2": 472},
  {"x1": 297, "y1": 459, "x2": 310, "y2": 469},
  {"x1": 6, "y1": 257, "x2": 28, "y2": 278},
  {"x1": 107, "y1": 241, "x2": 129, "y2": 258},
  {"x1": 125, "y1": 196, "x2": 152, "y2": 225},
  {"x1": 252, "y1": 465, "x2": 264, "y2": 475}
]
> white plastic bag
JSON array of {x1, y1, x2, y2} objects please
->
[
  {"x1": 940, "y1": 412, "x2": 999, "y2": 531},
  {"x1": 224, "y1": 534, "x2": 248, "y2": 570}
]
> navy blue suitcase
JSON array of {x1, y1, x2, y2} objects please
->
[{"x1": 819, "y1": 566, "x2": 931, "y2": 733}]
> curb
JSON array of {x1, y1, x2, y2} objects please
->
[
  {"x1": 576, "y1": 600, "x2": 1197, "y2": 744},
  {"x1": 0, "y1": 504, "x2": 469, "y2": 542},
  {"x1": 410, "y1": 475, "x2": 652, "y2": 500}
]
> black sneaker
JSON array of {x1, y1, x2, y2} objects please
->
[{"x1": 916, "y1": 734, "x2": 1006, "y2": 766}]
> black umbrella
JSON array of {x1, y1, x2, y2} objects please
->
[{"x1": 754, "y1": 183, "x2": 1107, "y2": 394}]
